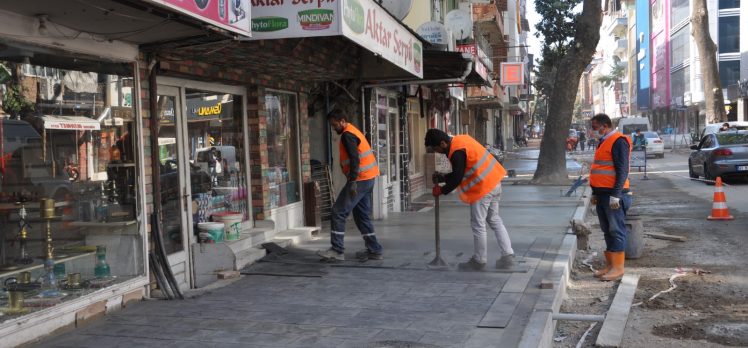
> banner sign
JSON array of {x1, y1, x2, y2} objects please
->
[
  {"x1": 249, "y1": 0, "x2": 339, "y2": 39},
  {"x1": 457, "y1": 44, "x2": 490, "y2": 81},
  {"x1": 145, "y1": 0, "x2": 251, "y2": 37},
  {"x1": 631, "y1": 149, "x2": 646, "y2": 168},
  {"x1": 341, "y1": 0, "x2": 423, "y2": 78},
  {"x1": 500, "y1": 62, "x2": 525, "y2": 86}
]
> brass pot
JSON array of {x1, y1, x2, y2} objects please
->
[
  {"x1": 8, "y1": 291, "x2": 24, "y2": 309},
  {"x1": 40, "y1": 198, "x2": 56, "y2": 219},
  {"x1": 19, "y1": 271, "x2": 31, "y2": 284},
  {"x1": 66, "y1": 272, "x2": 81, "y2": 287}
]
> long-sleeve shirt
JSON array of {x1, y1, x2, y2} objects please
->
[
  {"x1": 441, "y1": 149, "x2": 467, "y2": 195},
  {"x1": 592, "y1": 133, "x2": 630, "y2": 197},
  {"x1": 341, "y1": 132, "x2": 360, "y2": 182}
]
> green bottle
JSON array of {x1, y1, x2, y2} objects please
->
[{"x1": 94, "y1": 246, "x2": 110, "y2": 278}]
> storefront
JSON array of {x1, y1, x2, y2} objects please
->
[{"x1": 0, "y1": 16, "x2": 148, "y2": 348}]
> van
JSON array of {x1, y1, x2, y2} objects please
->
[
  {"x1": 615, "y1": 117, "x2": 651, "y2": 135},
  {"x1": 700, "y1": 121, "x2": 748, "y2": 138}
]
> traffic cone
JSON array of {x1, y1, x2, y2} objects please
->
[{"x1": 707, "y1": 177, "x2": 734, "y2": 221}]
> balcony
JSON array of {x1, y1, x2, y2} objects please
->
[
  {"x1": 607, "y1": 15, "x2": 627, "y2": 38},
  {"x1": 613, "y1": 38, "x2": 628, "y2": 58},
  {"x1": 473, "y1": 3, "x2": 504, "y2": 40}
]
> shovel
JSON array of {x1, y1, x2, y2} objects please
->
[{"x1": 428, "y1": 185, "x2": 448, "y2": 269}]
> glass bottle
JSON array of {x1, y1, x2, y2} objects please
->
[{"x1": 94, "y1": 246, "x2": 111, "y2": 278}]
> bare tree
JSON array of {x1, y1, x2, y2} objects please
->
[
  {"x1": 691, "y1": 0, "x2": 726, "y2": 123},
  {"x1": 532, "y1": 0, "x2": 602, "y2": 184}
]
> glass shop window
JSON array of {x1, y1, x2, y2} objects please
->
[{"x1": 265, "y1": 91, "x2": 300, "y2": 209}]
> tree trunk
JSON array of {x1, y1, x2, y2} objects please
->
[
  {"x1": 532, "y1": 0, "x2": 602, "y2": 184},
  {"x1": 692, "y1": 0, "x2": 726, "y2": 124}
]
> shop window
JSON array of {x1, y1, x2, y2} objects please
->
[
  {"x1": 670, "y1": 25, "x2": 690, "y2": 67},
  {"x1": 0, "y1": 55, "x2": 143, "y2": 320},
  {"x1": 719, "y1": 60, "x2": 741, "y2": 87},
  {"x1": 718, "y1": 16, "x2": 740, "y2": 54},
  {"x1": 670, "y1": 67, "x2": 690, "y2": 103},
  {"x1": 670, "y1": 0, "x2": 689, "y2": 26},
  {"x1": 265, "y1": 91, "x2": 300, "y2": 209},
  {"x1": 719, "y1": 0, "x2": 739, "y2": 9}
]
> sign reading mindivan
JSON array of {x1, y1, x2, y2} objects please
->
[{"x1": 250, "y1": 0, "x2": 423, "y2": 78}]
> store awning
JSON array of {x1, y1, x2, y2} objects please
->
[
  {"x1": 422, "y1": 50, "x2": 473, "y2": 81},
  {"x1": 43, "y1": 116, "x2": 101, "y2": 131}
]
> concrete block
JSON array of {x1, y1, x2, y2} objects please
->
[
  {"x1": 75, "y1": 300, "x2": 107, "y2": 326},
  {"x1": 217, "y1": 270, "x2": 240, "y2": 279},
  {"x1": 122, "y1": 289, "x2": 143, "y2": 307},
  {"x1": 539, "y1": 279, "x2": 554, "y2": 289},
  {"x1": 596, "y1": 274, "x2": 640, "y2": 347},
  {"x1": 517, "y1": 310, "x2": 553, "y2": 348},
  {"x1": 478, "y1": 293, "x2": 522, "y2": 328}
]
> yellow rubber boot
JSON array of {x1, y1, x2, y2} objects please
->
[
  {"x1": 593, "y1": 251, "x2": 612, "y2": 278},
  {"x1": 601, "y1": 251, "x2": 625, "y2": 281}
]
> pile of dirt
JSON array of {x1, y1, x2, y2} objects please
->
[{"x1": 653, "y1": 317, "x2": 748, "y2": 346}]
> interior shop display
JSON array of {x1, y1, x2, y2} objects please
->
[{"x1": 0, "y1": 53, "x2": 144, "y2": 321}]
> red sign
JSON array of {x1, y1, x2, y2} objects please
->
[
  {"x1": 145, "y1": 0, "x2": 251, "y2": 37},
  {"x1": 457, "y1": 44, "x2": 489, "y2": 81},
  {"x1": 500, "y1": 62, "x2": 524, "y2": 86}
]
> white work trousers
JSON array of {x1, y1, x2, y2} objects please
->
[{"x1": 469, "y1": 183, "x2": 514, "y2": 263}]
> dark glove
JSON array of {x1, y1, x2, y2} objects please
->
[
  {"x1": 432, "y1": 173, "x2": 445, "y2": 185},
  {"x1": 348, "y1": 181, "x2": 358, "y2": 198},
  {"x1": 432, "y1": 185, "x2": 442, "y2": 197}
]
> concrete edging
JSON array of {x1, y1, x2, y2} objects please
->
[{"x1": 517, "y1": 186, "x2": 589, "y2": 348}]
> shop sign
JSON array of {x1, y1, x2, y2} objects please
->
[
  {"x1": 500, "y1": 62, "x2": 525, "y2": 86},
  {"x1": 145, "y1": 0, "x2": 251, "y2": 37},
  {"x1": 457, "y1": 44, "x2": 490, "y2": 80},
  {"x1": 43, "y1": 116, "x2": 101, "y2": 131},
  {"x1": 342, "y1": 0, "x2": 423, "y2": 78},
  {"x1": 416, "y1": 21, "x2": 449, "y2": 45},
  {"x1": 249, "y1": 0, "x2": 339, "y2": 39},
  {"x1": 449, "y1": 85, "x2": 464, "y2": 101},
  {"x1": 187, "y1": 99, "x2": 232, "y2": 120}
]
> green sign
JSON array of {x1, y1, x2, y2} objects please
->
[
  {"x1": 298, "y1": 9, "x2": 334, "y2": 30},
  {"x1": 343, "y1": 0, "x2": 365, "y2": 34},
  {"x1": 252, "y1": 17, "x2": 289, "y2": 32}
]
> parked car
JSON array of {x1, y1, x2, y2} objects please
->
[
  {"x1": 688, "y1": 131, "x2": 748, "y2": 183},
  {"x1": 700, "y1": 121, "x2": 748, "y2": 138},
  {"x1": 632, "y1": 131, "x2": 665, "y2": 158}
]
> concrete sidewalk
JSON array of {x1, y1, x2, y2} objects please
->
[{"x1": 31, "y1": 184, "x2": 584, "y2": 348}]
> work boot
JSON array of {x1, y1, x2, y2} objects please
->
[
  {"x1": 355, "y1": 249, "x2": 383, "y2": 261},
  {"x1": 317, "y1": 248, "x2": 345, "y2": 262},
  {"x1": 600, "y1": 251, "x2": 625, "y2": 281},
  {"x1": 495, "y1": 254, "x2": 515, "y2": 269},
  {"x1": 458, "y1": 256, "x2": 486, "y2": 271},
  {"x1": 593, "y1": 251, "x2": 612, "y2": 278}
]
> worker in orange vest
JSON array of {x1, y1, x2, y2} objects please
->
[
  {"x1": 318, "y1": 109, "x2": 383, "y2": 262},
  {"x1": 589, "y1": 113, "x2": 633, "y2": 281},
  {"x1": 425, "y1": 129, "x2": 515, "y2": 271}
]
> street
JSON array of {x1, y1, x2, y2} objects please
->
[{"x1": 554, "y1": 150, "x2": 748, "y2": 347}]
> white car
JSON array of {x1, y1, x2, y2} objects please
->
[
  {"x1": 632, "y1": 131, "x2": 665, "y2": 158},
  {"x1": 701, "y1": 121, "x2": 748, "y2": 137}
]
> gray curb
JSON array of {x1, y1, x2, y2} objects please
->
[{"x1": 517, "y1": 186, "x2": 589, "y2": 348}]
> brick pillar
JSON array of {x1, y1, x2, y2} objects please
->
[{"x1": 247, "y1": 85, "x2": 271, "y2": 220}]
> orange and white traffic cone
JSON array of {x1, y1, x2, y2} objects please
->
[{"x1": 707, "y1": 177, "x2": 734, "y2": 221}]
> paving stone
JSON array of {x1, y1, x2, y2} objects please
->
[
  {"x1": 327, "y1": 326, "x2": 383, "y2": 339},
  {"x1": 419, "y1": 332, "x2": 470, "y2": 346},
  {"x1": 371, "y1": 329, "x2": 425, "y2": 343}
]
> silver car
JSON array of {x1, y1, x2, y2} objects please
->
[{"x1": 688, "y1": 131, "x2": 748, "y2": 183}]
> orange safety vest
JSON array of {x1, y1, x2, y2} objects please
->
[
  {"x1": 448, "y1": 135, "x2": 507, "y2": 204},
  {"x1": 590, "y1": 131, "x2": 631, "y2": 190},
  {"x1": 339, "y1": 123, "x2": 380, "y2": 181}
]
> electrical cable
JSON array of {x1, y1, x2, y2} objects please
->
[{"x1": 149, "y1": 252, "x2": 174, "y2": 300}]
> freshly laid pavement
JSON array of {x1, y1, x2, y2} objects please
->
[{"x1": 31, "y1": 151, "x2": 584, "y2": 348}]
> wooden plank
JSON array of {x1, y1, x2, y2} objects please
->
[
  {"x1": 596, "y1": 274, "x2": 640, "y2": 347},
  {"x1": 645, "y1": 232, "x2": 687, "y2": 242},
  {"x1": 478, "y1": 293, "x2": 523, "y2": 328}
]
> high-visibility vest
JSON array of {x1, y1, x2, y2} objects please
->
[
  {"x1": 448, "y1": 135, "x2": 507, "y2": 204},
  {"x1": 339, "y1": 123, "x2": 380, "y2": 181},
  {"x1": 590, "y1": 131, "x2": 631, "y2": 190}
]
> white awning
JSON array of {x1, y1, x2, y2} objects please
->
[{"x1": 43, "y1": 115, "x2": 101, "y2": 131}]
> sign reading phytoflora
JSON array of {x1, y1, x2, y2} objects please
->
[
  {"x1": 249, "y1": 0, "x2": 340, "y2": 39},
  {"x1": 341, "y1": 0, "x2": 423, "y2": 78},
  {"x1": 145, "y1": 0, "x2": 251, "y2": 37}
]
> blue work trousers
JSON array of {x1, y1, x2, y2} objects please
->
[
  {"x1": 595, "y1": 194, "x2": 632, "y2": 252},
  {"x1": 330, "y1": 178, "x2": 382, "y2": 254}
]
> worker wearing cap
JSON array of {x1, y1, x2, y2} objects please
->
[
  {"x1": 425, "y1": 129, "x2": 514, "y2": 271},
  {"x1": 589, "y1": 113, "x2": 632, "y2": 281}
]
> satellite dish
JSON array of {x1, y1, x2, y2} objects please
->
[
  {"x1": 378, "y1": 0, "x2": 413, "y2": 20},
  {"x1": 445, "y1": 9, "x2": 473, "y2": 40},
  {"x1": 417, "y1": 21, "x2": 449, "y2": 45}
]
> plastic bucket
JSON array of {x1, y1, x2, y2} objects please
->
[
  {"x1": 197, "y1": 222, "x2": 225, "y2": 243},
  {"x1": 212, "y1": 212, "x2": 243, "y2": 241}
]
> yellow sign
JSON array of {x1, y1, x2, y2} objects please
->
[{"x1": 196, "y1": 102, "x2": 222, "y2": 116}]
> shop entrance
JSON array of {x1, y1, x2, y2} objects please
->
[
  {"x1": 156, "y1": 79, "x2": 250, "y2": 289},
  {"x1": 375, "y1": 90, "x2": 401, "y2": 213}
]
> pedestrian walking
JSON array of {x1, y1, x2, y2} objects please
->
[
  {"x1": 632, "y1": 129, "x2": 647, "y2": 150},
  {"x1": 589, "y1": 114, "x2": 632, "y2": 281},
  {"x1": 578, "y1": 129, "x2": 586, "y2": 151},
  {"x1": 317, "y1": 109, "x2": 383, "y2": 262},
  {"x1": 425, "y1": 129, "x2": 515, "y2": 270}
]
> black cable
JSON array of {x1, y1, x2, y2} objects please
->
[
  {"x1": 149, "y1": 252, "x2": 174, "y2": 300},
  {"x1": 151, "y1": 213, "x2": 184, "y2": 299}
]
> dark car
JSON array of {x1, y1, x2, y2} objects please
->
[{"x1": 688, "y1": 131, "x2": 748, "y2": 183}]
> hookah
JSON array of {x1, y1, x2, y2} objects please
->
[
  {"x1": 39, "y1": 198, "x2": 63, "y2": 297},
  {"x1": 14, "y1": 198, "x2": 33, "y2": 265}
]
